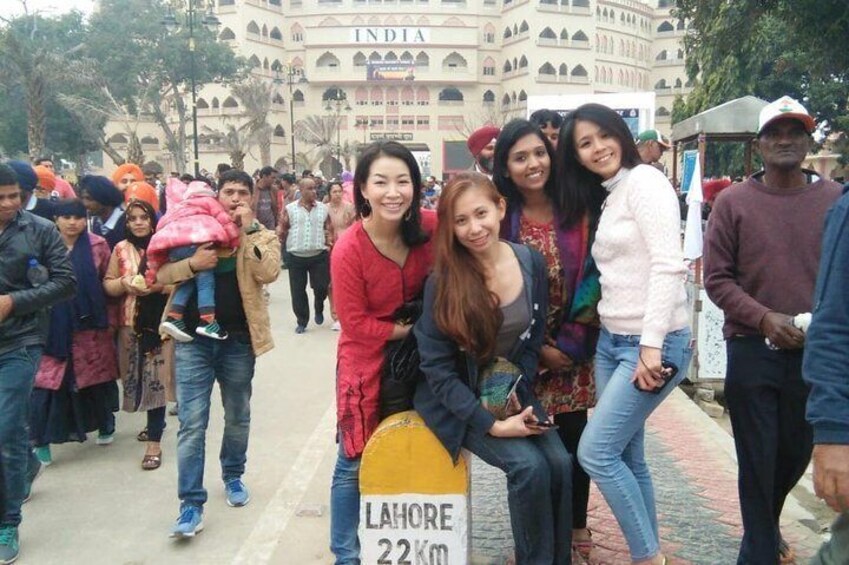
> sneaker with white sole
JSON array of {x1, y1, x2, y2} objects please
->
[
  {"x1": 34, "y1": 446, "x2": 52, "y2": 466},
  {"x1": 331, "y1": 320, "x2": 341, "y2": 331},
  {"x1": 196, "y1": 320, "x2": 228, "y2": 340},
  {"x1": 160, "y1": 318, "x2": 194, "y2": 342},
  {"x1": 170, "y1": 505, "x2": 204, "y2": 538},
  {"x1": 0, "y1": 526, "x2": 19, "y2": 564},
  {"x1": 224, "y1": 479, "x2": 250, "y2": 507},
  {"x1": 96, "y1": 432, "x2": 114, "y2": 446}
]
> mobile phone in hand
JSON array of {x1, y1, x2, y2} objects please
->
[
  {"x1": 633, "y1": 360, "x2": 679, "y2": 394},
  {"x1": 529, "y1": 420, "x2": 559, "y2": 429}
]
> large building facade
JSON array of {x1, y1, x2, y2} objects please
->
[{"x1": 103, "y1": 0, "x2": 689, "y2": 177}]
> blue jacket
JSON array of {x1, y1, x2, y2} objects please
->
[
  {"x1": 413, "y1": 242, "x2": 549, "y2": 462},
  {"x1": 803, "y1": 185, "x2": 849, "y2": 445}
]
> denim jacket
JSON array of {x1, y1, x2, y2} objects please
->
[
  {"x1": 803, "y1": 185, "x2": 849, "y2": 445},
  {"x1": 413, "y1": 242, "x2": 549, "y2": 462}
]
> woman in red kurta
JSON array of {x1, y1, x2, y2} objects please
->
[{"x1": 329, "y1": 142, "x2": 436, "y2": 564}]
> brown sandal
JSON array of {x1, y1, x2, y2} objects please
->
[
  {"x1": 572, "y1": 529, "x2": 599, "y2": 564},
  {"x1": 141, "y1": 452, "x2": 162, "y2": 470}
]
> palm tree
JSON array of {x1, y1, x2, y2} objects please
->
[
  {"x1": 294, "y1": 114, "x2": 341, "y2": 172},
  {"x1": 231, "y1": 78, "x2": 274, "y2": 167},
  {"x1": 202, "y1": 124, "x2": 250, "y2": 171}
]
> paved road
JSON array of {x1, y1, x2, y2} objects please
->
[{"x1": 21, "y1": 275, "x2": 835, "y2": 564}]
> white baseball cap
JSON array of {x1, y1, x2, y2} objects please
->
[{"x1": 758, "y1": 96, "x2": 816, "y2": 135}]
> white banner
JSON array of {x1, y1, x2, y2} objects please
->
[
  {"x1": 351, "y1": 27, "x2": 430, "y2": 44},
  {"x1": 360, "y1": 494, "x2": 468, "y2": 565}
]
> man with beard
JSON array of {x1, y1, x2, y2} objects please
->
[
  {"x1": 704, "y1": 96, "x2": 843, "y2": 564},
  {"x1": 467, "y1": 125, "x2": 500, "y2": 178}
]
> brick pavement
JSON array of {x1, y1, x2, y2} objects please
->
[{"x1": 469, "y1": 389, "x2": 825, "y2": 565}]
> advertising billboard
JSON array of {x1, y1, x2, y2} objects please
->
[{"x1": 366, "y1": 62, "x2": 416, "y2": 81}]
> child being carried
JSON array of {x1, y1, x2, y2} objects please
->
[{"x1": 146, "y1": 179, "x2": 241, "y2": 341}]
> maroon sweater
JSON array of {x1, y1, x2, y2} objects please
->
[{"x1": 704, "y1": 173, "x2": 842, "y2": 339}]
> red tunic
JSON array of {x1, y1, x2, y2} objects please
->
[{"x1": 331, "y1": 210, "x2": 436, "y2": 458}]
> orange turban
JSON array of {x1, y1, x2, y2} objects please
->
[
  {"x1": 112, "y1": 163, "x2": 144, "y2": 189},
  {"x1": 124, "y1": 181, "x2": 159, "y2": 213},
  {"x1": 34, "y1": 165, "x2": 56, "y2": 190}
]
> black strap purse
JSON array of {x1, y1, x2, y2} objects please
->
[{"x1": 378, "y1": 298, "x2": 424, "y2": 420}]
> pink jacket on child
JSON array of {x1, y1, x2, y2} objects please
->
[{"x1": 146, "y1": 182, "x2": 240, "y2": 283}]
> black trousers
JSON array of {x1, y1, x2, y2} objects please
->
[
  {"x1": 286, "y1": 251, "x2": 329, "y2": 327},
  {"x1": 554, "y1": 409, "x2": 591, "y2": 530},
  {"x1": 725, "y1": 337, "x2": 812, "y2": 565}
]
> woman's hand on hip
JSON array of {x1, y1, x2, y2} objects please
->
[
  {"x1": 489, "y1": 406, "x2": 544, "y2": 438},
  {"x1": 633, "y1": 345, "x2": 664, "y2": 391},
  {"x1": 539, "y1": 340, "x2": 573, "y2": 372}
]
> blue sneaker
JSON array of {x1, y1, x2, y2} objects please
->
[
  {"x1": 224, "y1": 479, "x2": 250, "y2": 507},
  {"x1": 23, "y1": 456, "x2": 43, "y2": 504},
  {"x1": 170, "y1": 505, "x2": 204, "y2": 538},
  {"x1": 0, "y1": 526, "x2": 19, "y2": 564}
]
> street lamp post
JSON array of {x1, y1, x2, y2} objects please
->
[
  {"x1": 274, "y1": 65, "x2": 307, "y2": 173},
  {"x1": 162, "y1": 0, "x2": 220, "y2": 177},
  {"x1": 325, "y1": 88, "x2": 351, "y2": 176}
]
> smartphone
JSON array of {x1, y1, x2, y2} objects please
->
[
  {"x1": 529, "y1": 420, "x2": 559, "y2": 429},
  {"x1": 502, "y1": 375, "x2": 523, "y2": 410},
  {"x1": 633, "y1": 360, "x2": 679, "y2": 394}
]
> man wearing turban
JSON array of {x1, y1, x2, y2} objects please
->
[
  {"x1": 112, "y1": 164, "x2": 145, "y2": 193},
  {"x1": 79, "y1": 176, "x2": 126, "y2": 249},
  {"x1": 467, "y1": 125, "x2": 501, "y2": 178}
]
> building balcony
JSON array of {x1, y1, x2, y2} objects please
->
[{"x1": 536, "y1": 2, "x2": 591, "y2": 15}]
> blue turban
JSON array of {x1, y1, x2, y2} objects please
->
[
  {"x1": 79, "y1": 175, "x2": 123, "y2": 207},
  {"x1": 5, "y1": 160, "x2": 38, "y2": 193},
  {"x1": 52, "y1": 198, "x2": 88, "y2": 218}
]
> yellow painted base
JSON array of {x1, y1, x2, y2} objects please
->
[{"x1": 360, "y1": 410, "x2": 469, "y2": 496}]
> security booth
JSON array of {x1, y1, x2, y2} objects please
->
[{"x1": 670, "y1": 96, "x2": 769, "y2": 383}]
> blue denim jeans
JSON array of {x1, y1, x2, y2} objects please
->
[
  {"x1": 812, "y1": 512, "x2": 849, "y2": 565},
  {"x1": 175, "y1": 335, "x2": 255, "y2": 507},
  {"x1": 578, "y1": 327, "x2": 692, "y2": 561},
  {"x1": 0, "y1": 346, "x2": 42, "y2": 526},
  {"x1": 330, "y1": 445, "x2": 361, "y2": 564},
  {"x1": 465, "y1": 428, "x2": 573, "y2": 564},
  {"x1": 170, "y1": 246, "x2": 215, "y2": 314}
]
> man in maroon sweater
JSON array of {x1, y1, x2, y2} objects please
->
[{"x1": 704, "y1": 97, "x2": 843, "y2": 564}]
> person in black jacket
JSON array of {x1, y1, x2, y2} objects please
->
[
  {"x1": 0, "y1": 163, "x2": 76, "y2": 564},
  {"x1": 5, "y1": 161, "x2": 54, "y2": 221},
  {"x1": 414, "y1": 172, "x2": 572, "y2": 564}
]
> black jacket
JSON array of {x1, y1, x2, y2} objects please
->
[
  {"x1": 413, "y1": 242, "x2": 549, "y2": 462},
  {"x1": 0, "y1": 211, "x2": 76, "y2": 356}
]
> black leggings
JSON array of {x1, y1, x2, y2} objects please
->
[
  {"x1": 146, "y1": 407, "x2": 167, "y2": 442},
  {"x1": 553, "y1": 410, "x2": 590, "y2": 530}
]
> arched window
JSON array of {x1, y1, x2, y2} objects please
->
[
  {"x1": 657, "y1": 21, "x2": 674, "y2": 32},
  {"x1": 369, "y1": 51, "x2": 382, "y2": 63},
  {"x1": 272, "y1": 93, "x2": 284, "y2": 105},
  {"x1": 482, "y1": 57, "x2": 496, "y2": 76},
  {"x1": 415, "y1": 52, "x2": 429, "y2": 67},
  {"x1": 518, "y1": 90, "x2": 527, "y2": 102},
  {"x1": 271, "y1": 60, "x2": 282, "y2": 72},
  {"x1": 385, "y1": 51, "x2": 398, "y2": 62},
  {"x1": 293, "y1": 89, "x2": 305, "y2": 102},
  {"x1": 677, "y1": 19, "x2": 685, "y2": 30},
  {"x1": 370, "y1": 87, "x2": 384, "y2": 105},
  {"x1": 677, "y1": 49, "x2": 684, "y2": 59},
  {"x1": 438, "y1": 87, "x2": 463, "y2": 101},
  {"x1": 386, "y1": 87, "x2": 399, "y2": 106},
  {"x1": 656, "y1": 50, "x2": 668, "y2": 60},
  {"x1": 674, "y1": 78, "x2": 683, "y2": 88},
  {"x1": 539, "y1": 27, "x2": 556, "y2": 40},
  {"x1": 291, "y1": 24, "x2": 304, "y2": 42},
  {"x1": 571, "y1": 64, "x2": 588, "y2": 77},
  {"x1": 270, "y1": 27, "x2": 282, "y2": 40},
  {"x1": 483, "y1": 90, "x2": 495, "y2": 103},
  {"x1": 353, "y1": 52, "x2": 367, "y2": 66},
  {"x1": 504, "y1": 27, "x2": 512, "y2": 39},
  {"x1": 261, "y1": 24, "x2": 268, "y2": 37},
  {"x1": 559, "y1": 63, "x2": 568, "y2": 76},
  {"x1": 502, "y1": 94, "x2": 511, "y2": 107},
  {"x1": 484, "y1": 23, "x2": 496, "y2": 43},
  {"x1": 355, "y1": 87, "x2": 368, "y2": 105},
  {"x1": 196, "y1": 98, "x2": 209, "y2": 109},
  {"x1": 573, "y1": 30, "x2": 588, "y2": 41},
  {"x1": 519, "y1": 20, "x2": 529, "y2": 33},
  {"x1": 263, "y1": 57, "x2": 269, "y2": 70},
  {"x1": 513, "y1": 24, "x2": 518, "y2": 35},
  {"x1": 323, "y1": 87, "x2": 347, "y2": 101},
  {"x1": 400, "y1": 51, "x2": 414, "y2": 62},
  {"x1": 211, "y1": 97, "x2": 220, "y2": 109},
  {"x1": 560, "y1": 28, "x2": 568, "y2": 41},
  {"x1": 248, "y1": 55, "x2": 261, "y2": 68},
  {"x1": 274, "y1": 125, "x2": 286, "y2": 138},
  {"x1": 401, "y1": 86, "x2": 414, "y2": 105},
  {"x1": 219, "y1": 27, "x2": 235, "y2": 40},
  {"x1": 538, "y1": 62, "x2": 556, "y2": 75},
  {"x1": 223, "y1": 96, "x2": 239, "y2": 108},
  {"x1": 316, "y1": 52, "x2": 341, "y2": 68},
  {"x1": 655, "y1": 79, "x2": 667, "y2": 89},
  {"x1": 657, "y1": 106, "x2": 670, "y2": 116},
  {"x1": 247, "y1": 21, "x2": 260, "y2": 35},
  {"x1": 108, "y1": 133, "x2": 128, "y2": 144},
  {"x1": 442, "y1": 52, "x2": 468, "y2": 69},
  {"x1": 518, "y1": 55, "x2": 528, "y2": 68},
  {"x1": 503, "y1": 60, "x2": 512, "y2": 73},
  {"x1": 416, "y1": 86, "x2": 430, "y2": 104}
]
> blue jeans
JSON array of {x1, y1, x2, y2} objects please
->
[
  {"x1": 578, "y1": 327, "x2": 692, "y2": 561},
  {"x1": 465, "y1": 428, "x2": 573, "y2": 564},
  {"x1": 170, "y1": 246, "x2": 215, "y2": 315},
  {"x1": 812, "y1": 512, "x2": 849, "y2": 565},
  {"x1": 0, "y1": 346, "x2": 42, "y2": 526},
  {"x1": 175, "y1": 335, "x2": 255, "y2": 507},
  {"x1": 330, "y1": 445, "x2": 361, "y2": 564}
]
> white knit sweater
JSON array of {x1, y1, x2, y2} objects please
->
[{"x1": 592, "y1": 165, "x2": 689, "y2": 348}]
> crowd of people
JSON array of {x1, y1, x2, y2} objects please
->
[{"x1": 0, "y1": 94, "x2": 847, "y2": 565}]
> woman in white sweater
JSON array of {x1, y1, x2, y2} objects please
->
[{"x1": 559, "y1": 103, "x2": 692, "y2": 565}]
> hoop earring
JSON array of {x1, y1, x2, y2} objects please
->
[
  {"x1": 362, "y1": 200, "x2": 372, "y2": 216},
  {"x1": 404, "y1": 208, "x2": 412, "y2": 221}
]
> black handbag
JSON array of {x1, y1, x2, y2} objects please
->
[{"x1": 378, "y1": 298, "x2": 424, "y2": 420}]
